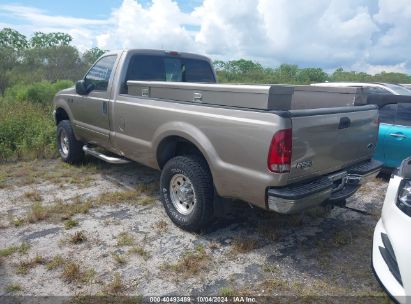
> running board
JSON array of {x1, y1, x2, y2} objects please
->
[{"x1": 82, "y1": 145, "x2": 131, "y2": 164}]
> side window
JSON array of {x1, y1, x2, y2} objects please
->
[
  {"x1": 367, "y1": 86, "x2": 390, "y2": 95},
  {"x1": 396, "y1": 103, "x2": 411, "y2": 127},
  {"x1": 85, "y1": 55, "x2": 117, "y2": 91},
  {"x1": 379, "y1": 104, "x2": 397, "y2": 124}
]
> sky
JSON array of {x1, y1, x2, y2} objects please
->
[{"x1": 0, "y1": 0, "x2": 410, "y2": 74}]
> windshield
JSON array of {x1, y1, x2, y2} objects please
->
[{"x1": 383, "y1": 83, "x2": 411, "y2": 96}]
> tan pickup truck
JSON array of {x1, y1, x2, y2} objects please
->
[{"x1": 53, "y1": 49, "x2": 382, "y2": 231}]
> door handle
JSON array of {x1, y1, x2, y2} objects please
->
[
  {"x1": 389, "y1": 133, "x2": 407, "y2": 139},
  {"x1": 102, "y1": 101, "x2": 108, "y2": 115}
]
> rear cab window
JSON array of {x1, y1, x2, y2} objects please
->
[{"x1": 121, "y1": 54, "x2": 215, "y2": 94}]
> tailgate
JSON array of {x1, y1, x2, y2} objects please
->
[{"x1": 288, "y1": 105, "x2": 379, "y2": 182}]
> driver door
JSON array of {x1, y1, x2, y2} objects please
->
[{"x1": 72, "y1": 55, "x2": 117, "y2": 148}]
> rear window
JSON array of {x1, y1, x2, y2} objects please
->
[{"x1": 123, "y1": 54, "x2": 215, "y2": 93}]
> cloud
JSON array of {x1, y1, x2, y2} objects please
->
[
  {"x1": 194, "y1": 0, "x2": 379, "y2": 67},
  {"x1": 96, "y1": 0, "x2": 198, "y2": 52},
  {"x1": 0, "y1": 0, "x2": 410, "y2": 74},
  {"x1": 0, "y1": 4, "x2": 108, "y2": 27},
  {"x1": 0, "y1": 4, "x2": 110, "y2": 50}
]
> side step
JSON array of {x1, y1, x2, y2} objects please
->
[{"x1": 82, "y1": 145, "x2": 131, "y2": 164}]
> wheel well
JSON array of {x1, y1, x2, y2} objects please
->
[
  {"x1": 156, "y1": 136, "x2": 208, "y2": 169},
  {"x1": 55, "y1": 108, "x2": 69, "y2": 125}
]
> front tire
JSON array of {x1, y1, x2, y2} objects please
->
[
  {"x1": 160, "y1": 155, "x2": 214, "y2": 232},
  {"x1": 57, "y1": 120, "x2": 84, "y2": 164}
]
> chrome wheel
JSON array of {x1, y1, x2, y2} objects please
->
[
  {"x1": 170, "y1": 174, "x2": 196, "y2": 215},
  {"x1": 59, "y1": 130, "x2": 69, "y2": 157}
]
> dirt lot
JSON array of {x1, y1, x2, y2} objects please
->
[{"x1": 0, "y1": 158, "x2": 391, "y2": 301}]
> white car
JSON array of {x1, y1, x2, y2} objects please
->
[
  {"x1": 311, "y1": 82, "x2": 411, "y2": 96},
  {"x1": 372, "y1": 157, "x2": 411, "y2": 303}
]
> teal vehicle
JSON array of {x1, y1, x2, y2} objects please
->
[{"x1": 374, "y1": 101, "x2": 411, "y2": 168}]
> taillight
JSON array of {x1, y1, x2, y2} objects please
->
[{"x1": 267, "y1": 128, "x2": 292, "y2": 173}]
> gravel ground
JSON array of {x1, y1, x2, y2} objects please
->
[{"x1": 0, "y1": 159, "x2": 391, "y2": 302}]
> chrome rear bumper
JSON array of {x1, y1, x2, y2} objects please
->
[{"x1": 267, "y1": 159, "x2": 382, "y2": 214}]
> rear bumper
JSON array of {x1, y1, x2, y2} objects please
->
[{"x1": 267, "y1": 159, "x2": 382, "y2": 213}]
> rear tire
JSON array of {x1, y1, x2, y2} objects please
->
[
  {"x1": 57, "y1": 120, "x2": 84, "y2": 164},
  {"x1": 160, "y1": 155, "x2": 214, "y2": 232}
]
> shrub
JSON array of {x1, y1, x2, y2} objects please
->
[
  {"x1": 0, "y1": 101, "x2": 56, "y2": 161},
  {"x1": 4, "y1": 80, "x2": 73, "y2": 105},
  {"x1": 25, "y1": 81, "x2": 56, "y2": 104},
  {"x1": 53, "y1": 80, "x2": 74, "y2": 92}
]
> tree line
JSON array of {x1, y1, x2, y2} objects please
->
[
  {"x1": 0, "y1": 28, "x2": 106, "y2": 96},
  {"x1": 214, "y1": 59, "x2": 411, "y2": 84},
  {"x1": 1, "y1": 27, "x2": 411, "y2": 97}
]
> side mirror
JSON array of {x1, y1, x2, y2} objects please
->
[{"x1": 75, "y1": 80, "x2": 88, "y2": 95}]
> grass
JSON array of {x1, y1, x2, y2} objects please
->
[
  {"x1": 50, "y1": 197, "x2": 93, "y2": 219},
  {"x1": 17, "y1": 188, "x2": 156, "y2": 227},
  {"x1": 333, "y1": 231, "x2": 353, "y2": 246},
  {"x1": 0, "y1": 173, "x2": 7, "y2": 189},
  {"x1": 95, "y1": 187, "x2": 158, "y2": 207},
  {"x1": 154, "y1": 219, "x2": 168, "y2": 233},
  {"x1": 24, "y1": 197, "x2": 92, "y2": 225},
  {"x1": 135, "y1": 182, "x2": 158, "y2": 195},
  {"x1": 16, "y1": 255, "x2": 46, "y2": 275},
  {"x1": 97, "y1": 191, "x2": 139, "y2": 205},
  {"x1": 161, "y1": 245, "x2": 210, "y2": 278},
  {"x1": 261, "y1": 278, "x2": 289, "y2": 291},
  {"x1": 64, "y1": 219, "x2": 79, "y2": 230},
  {"x1": 5, "y1": 283, "x2": 22, "y2": 293},
  {"x1": 128, "y1": 246, "x2": 150, "y2": 260},
  {"x1": 0, "y1": 101, "x2": 56, "y2": 161},
  {"x1": 105, "y1": 273, "x2": 125, "y2": 295},
  {"x1": 112, "y1": 253, "x2": 127, "y2": 265},
  {"x1": 27, "y1": 201, "x2": 48, "y2": 222},
  {"x1": 116, "y1": 232, "x2": 135, "y2": 246},
  {"x1": 69, "y1": 231, "x2": 87, "y2": 244},
  {"x1": 61, "y1": 260, "x2": 95, "y2": 283},
  {"x1": 46, "y1": 255, "x2": 65, "y2": 270},
  {"x1": 231, "y1": 237, "x2": 259, "y2": 254},
  {"x1": 11, "y1": 217, "x2": 25, "y2": 227},
  {"x1": 24, "y1": 190, "x2": 43, "y2": 202},
  {"x1": 138, "y1": 196, "x2": 156, "y2": 206},
  {"x1": 219, "y1": 287, "x2": 235, "y2": 297},
  {"x1": 257, "y1": 221, "x2": 281, "y2": 242},
  {"x1": 62, "y1": 261, "x2": 82, "y2": 283},
  {"x1": 263, "y1": 263, "x2": 280, "y2": 273},
  {"x1": 0, "y1": 242, "x2": 30, "y2": 257}
]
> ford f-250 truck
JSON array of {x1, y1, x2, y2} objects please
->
[{"x1": 53, "y1": 49, "x2": 382, "y2": 231}]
